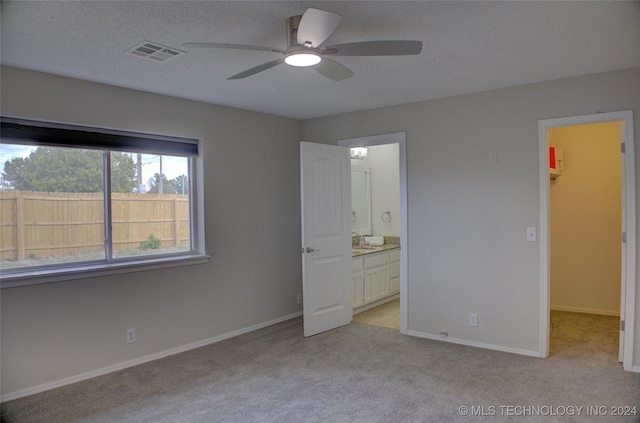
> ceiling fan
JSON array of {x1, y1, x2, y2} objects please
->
[{"x1": 183, "y1": 8, "x2": 422, "y2": 81}]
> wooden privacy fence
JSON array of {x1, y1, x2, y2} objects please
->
[{"x1": 0, "y1": 191, "x2": 189, "y2": 261}]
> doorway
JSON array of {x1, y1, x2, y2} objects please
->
[
  {"x1": 538, "y1": 111, "x2": 636, "y2": 370},
  {"x1": 548, "y1": 122, "x2": 622, "y2": 359},
  {"x1": 338, "y1": 133, "x2": 409, "y2": 333}
]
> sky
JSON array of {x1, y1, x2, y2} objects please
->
[
  {"x1": 0, "y1": 143, "x2": 187, "y2": 188},
  {"x1": 0, "y1": 144, "x2": 32, "y2": 163}
]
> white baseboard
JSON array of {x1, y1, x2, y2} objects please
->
[
  {"x1": 550, "y1": 305, "x2": 620, "y2": 317},
  {"x1": 1, "y1": 311, "x2": 302, "y2": 403},
  {"x1": 406, "y1": 330, "x2": 541, "y2": 358}
]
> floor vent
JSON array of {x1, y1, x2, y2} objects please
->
[{"x1": 126, "y1": 41, "x2": 185, "y2": 62}]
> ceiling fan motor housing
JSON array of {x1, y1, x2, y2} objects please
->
[{"x1": 286, "y1": 15, "x2": 303, "y2": 48}]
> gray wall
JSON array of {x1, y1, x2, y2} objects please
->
[
  {"x1": 302, "y1": 68, "x2": 640, "y2": 359},
  {"x1": 1, "y1": 66, "x2": 303, "y2": 396},
  {"x1": 2, "y1": 65, "x2": 639, "y2": 398}
]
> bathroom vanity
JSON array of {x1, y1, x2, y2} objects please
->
[{"x1": 351, "y1": 246, "x2": 400, "y2": 311}]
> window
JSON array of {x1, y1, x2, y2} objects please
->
[{"x1": 0, "y1": 117, "x2": 206, "y2": 287}]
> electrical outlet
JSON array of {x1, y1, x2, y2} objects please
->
[
  {"x1": 469, "y1": 313, "x2": 478, "y2": 327},
  {"x1": 127, "y1": 328, "x2": 136, "y2": 344},
  {"x1": 297, "y1": 294, "x2": 303, "y2": 305}
]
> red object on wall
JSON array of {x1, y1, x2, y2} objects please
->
[{"x1": 549, "y1": 147, "x2": 556, "y2": 169}]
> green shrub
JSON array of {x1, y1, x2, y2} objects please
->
[{"x1": 140, "y1": 233, "x2": 161, "y2": 250}]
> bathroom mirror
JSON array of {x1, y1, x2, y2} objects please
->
[{"x1": 351, "y1": 167, "x2": 371, "y2": 235}]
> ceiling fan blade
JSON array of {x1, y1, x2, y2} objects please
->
[
  {"x1": 312, "y1": 57, "x2": 354, "y2": 81},
  {"x1": 297, "y1": 8, "x2": 341, "y2": 47},
  {"x1": 228, "y1": 58, "x2": 285, "y2": 80},
  {"x1": 325, "y1": 40, "x2": 423, "y2": 56},
  {"x1": 183, "y1": 43, "x2": 284, "y2": 54}
]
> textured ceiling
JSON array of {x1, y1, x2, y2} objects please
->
[{"x1": 1, "y1": 1, "x2": 639, "y2": 120}]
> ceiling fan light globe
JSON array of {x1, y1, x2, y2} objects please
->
[{"x1": 285, "y1": 52, "x2": 321, "y2": 67}]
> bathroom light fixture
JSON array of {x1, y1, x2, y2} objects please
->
[
  {"x1": 350, "y1": 147, "x2": 368, "y2": 159},
  {"x1": 284, "y1": 52, "x2": 321, "y2": 67}
]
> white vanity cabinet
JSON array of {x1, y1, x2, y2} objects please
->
[
  {"x1": 351, "y1": 258, "x2": 365, "y2": 308},
  {"x1": 389, "y1": 249, "x2": 401, "y2": 293},
  {"x1": 352, "y1": 248, "x2": 400, "y2": 310},
  {"x1": 363, "y1": 253, "x2": 390, "y2": 304}
]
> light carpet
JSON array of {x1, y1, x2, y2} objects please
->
[{"x1": 2, "y1": 311, "x2": 639, "y2": 422}]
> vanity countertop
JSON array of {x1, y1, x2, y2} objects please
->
[{"x1": 352, "y1": 243, "x2": 400, "y2": 257}]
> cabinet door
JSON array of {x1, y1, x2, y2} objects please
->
[
  {"x1": 389, "y1": 258, "x2": 400, "y2": 294},
  {"x1": 352, "y1": 270, "x2": 364, "y2": 308},
  {"x1": 390, "y1": 277, "x2": 400, "y2": 294},
  {"x1": 364, "y1": 265, "x2": 389, "y2": 304},
  {"x1": 380, "y1": 265, "x2": 391, "y2": 297}
]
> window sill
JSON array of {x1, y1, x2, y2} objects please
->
[{"x1": 0, "y1": 254, "x2": 210, "y2": 289}]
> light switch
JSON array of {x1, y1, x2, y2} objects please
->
[{"x1": 526, "y1": 227, "x2": 537, "y2": 242}]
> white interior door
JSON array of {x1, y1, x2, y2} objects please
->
[{"x1": 300, "y1": 142, "x2": 352, "y2": 337}]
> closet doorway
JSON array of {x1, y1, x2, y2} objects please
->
[
  {"x1": 548, "y1": 122, "x2": 622, "y2": 360},
  {"x1": 538, "y1": 111, "x2": 636, "y2": 370}
]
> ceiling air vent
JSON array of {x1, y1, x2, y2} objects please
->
[{"x1": 126, "y1": 41, "x2": 184, "y2": 62}]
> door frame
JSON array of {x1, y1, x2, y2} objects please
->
[
  {"x1": 538, "y1": 111, "x2": 635, "y2": 370},
  {"x1": 338, "y1": 132, "x2": 408, "y2": 333}
]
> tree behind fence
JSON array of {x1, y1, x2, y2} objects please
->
[{"x1": 0, "y1": 191, "x2": 189, "y2": 261}]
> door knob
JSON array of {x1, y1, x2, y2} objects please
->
[{"x1": 306, "y1": 247, "x2": 320, "y2": 253}]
